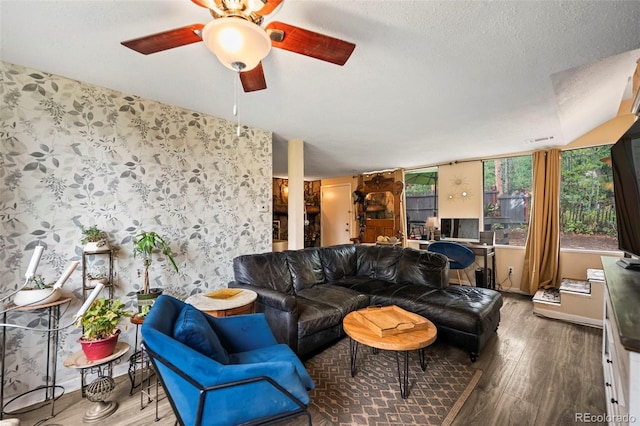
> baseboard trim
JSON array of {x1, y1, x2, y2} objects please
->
[{"x1": 533, "y1": 307, "x2": 603, "y2": 328}]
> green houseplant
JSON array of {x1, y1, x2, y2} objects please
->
[
  {"x1": 13, "y1": 274, "x2": 61, "y2": 307},
  {"x1": 80, "y1": 225, "x2": 109, "y2": 252},
  {"x1": 132, "y1": 231, "x2": 179, "y2": 309},
  {"x1": 86, "y1": 267, "x2": 108, "y2": 287},
  {"x1": 75, "y1": 297, "x2": 131, "y2": 361}
]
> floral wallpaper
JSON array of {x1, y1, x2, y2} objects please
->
[{"x1": 0, "y1": 61, "x2": 272, "y2": 403}]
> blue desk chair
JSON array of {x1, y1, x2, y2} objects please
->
[
  {"x1": 141, "y1": 295, "x2": 314, "y2": 426},
  {"x1": 427, "y1": 241, "x2": 475, "y2": 285}
]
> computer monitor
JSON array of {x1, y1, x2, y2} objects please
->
[{"x1": 440, "y1": 218, "x2": 480, "y2": 241}]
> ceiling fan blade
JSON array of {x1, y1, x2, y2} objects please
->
[
  {"x1": 265, "y1": 21, "x2": 355, "y2": 66},
  {"x1": 240, "y1": 62, "x2": 267, "y2": 92},
  {"x1": 254, "y1": 0, "x2": 283, "y2": 16},
  {"x1": 121, "y1": 24, "x2": 204, "y2": 55}
]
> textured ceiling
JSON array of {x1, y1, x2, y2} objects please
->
[{"x1": 1, "y1": 1, "x2": 639, "y2": 179}]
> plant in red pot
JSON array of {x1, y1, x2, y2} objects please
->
[{"x1": 75, "y1": 297, "x2": 131, "y2": 361}]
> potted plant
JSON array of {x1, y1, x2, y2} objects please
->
[
  {"x1": 132, "y1": 231, "x2": 178, "y2": 310},
  {"x1": 75, "y1": 297, "x2": 131, "y2": 361},
  {"x1": 13, "y1": 274, "x2": 61, "y2": 307},
  {"x1": 86, "y1": 267, "x2": 108, "y2": 287},
  {"x1": 81, "y1": 225, "x2": 109, "y2": 252}
]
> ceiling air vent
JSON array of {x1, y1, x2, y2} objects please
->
[{"x1": 525, "y1": 136, "x2": 555, "y2": 145}]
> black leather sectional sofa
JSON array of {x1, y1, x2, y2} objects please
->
[{"x1": 230, "y1": 244, "x2": 503, "y2": 361}]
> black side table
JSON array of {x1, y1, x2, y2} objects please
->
[
  {"x1": 128, "y1": 314, "x2": 160, "y2": 420},
  {"x1": 1, "y1": 297, "x2": 71, "y2": 422}
]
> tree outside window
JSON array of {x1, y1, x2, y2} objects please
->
[
  {"x1": 483, "y1": 156, "x2": 532, "y2": 246},
  {"x1": 560, "y1": 145, "x2": 618, "y2": 250}
]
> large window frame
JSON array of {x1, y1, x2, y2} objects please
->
[
  {"x1": 482, "y1": 156, "x2": 532, "y2": 246},
  {"x1": 405, "y1": 168, "x2": 438, "y2": 238},
  {"x1": 559, "y1": 145, "x2": 618, "y2": 251}
]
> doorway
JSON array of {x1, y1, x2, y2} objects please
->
[{"x1": 321, "y1": 183, "x2": 353, "y2": 246}]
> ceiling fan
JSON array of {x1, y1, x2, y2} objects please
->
[{"x1": 121, "y1": 0, "x2": 356, "y2": 92}]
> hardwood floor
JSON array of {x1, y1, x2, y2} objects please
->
[
  {"x1": 451, "y1": 293, "x2": 605, "y2": 426},
  {"x1": 10, "y1": 293, "x2": 605, "y2": 425}
]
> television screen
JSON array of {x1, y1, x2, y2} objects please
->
[
  {"x1": 440, "y1": 218, "x2": 480, "y2": 240},
  {"x1": 611, "y1": 121, "x2": 640, "y2": 261}
]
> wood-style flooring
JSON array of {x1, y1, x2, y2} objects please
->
[{"x1": 9, "y1": 293, "x2": 605, "y2": 426}]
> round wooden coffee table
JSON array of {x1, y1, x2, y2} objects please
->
[{"x1": 343, "y1": 306, "x2": 437, "y2": 399}]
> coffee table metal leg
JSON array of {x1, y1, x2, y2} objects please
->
[
  {"x1": 395, "y1": 351, "x2": 410, "y2": 399},
  {"x1": 349, "y1": 338, "x2": 359, "y2": 377},
  {"x1": 419, "y1": 348, "x2": 426, "y2": 371}
]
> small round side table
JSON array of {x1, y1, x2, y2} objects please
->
[{"x1": 185, "y1": 289, "x2": 257, "y2": 317}]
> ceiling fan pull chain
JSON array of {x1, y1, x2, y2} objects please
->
[{"x1": 235, "y1": 75, "x2": 241, "y2": 137}]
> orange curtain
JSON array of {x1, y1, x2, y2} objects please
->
[{"x1": 520, "y1": 149, "x2": 562, "y2": 295}]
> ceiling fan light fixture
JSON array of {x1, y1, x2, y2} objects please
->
[
  {"x1": 247, "y1": 0, "x2": 266, "y2": 12},
  {"x1": 202, "y1": 17, "x2": 271, "y2": 71}
]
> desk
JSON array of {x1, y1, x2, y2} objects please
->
[
  {"x1": 1, "y1": 297, "x2": 71, "y2": 421},
  {"x1": 406, "y1": 240, "x2": 496, "y2": 289},
  {"x1": 465, "y1": 243, "x2": 496, "y2": 289}
]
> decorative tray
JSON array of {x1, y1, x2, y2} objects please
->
[
  {"x1": 204, "y1": 288, "x2": 242, "y2": 300},
  {"x1": 353, "y1": 305, "x2": 429, "y2": 337}
]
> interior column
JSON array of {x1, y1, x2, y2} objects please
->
[{"x1": 288, "y1": 139, "x2": 304, "y2": 250}]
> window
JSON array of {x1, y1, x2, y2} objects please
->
[
  {"x1": 483, "y1": 156, "x2": 532, "y2": 246},
  {"x1": 405, "y1": 168, "x2": 438, "y2": 238},
  {"x1": 560, "y1": 145, "x2": 617, "y2": 250}
]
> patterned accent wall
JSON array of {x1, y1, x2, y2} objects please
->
[{"x1": 0, "y1": 61, "x2": 272, "y2": 401}]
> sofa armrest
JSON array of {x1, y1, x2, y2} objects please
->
[
  {"x1": 229, "y1": 281, "x2": 300, "y2": 353},
  {"x1": 229, "y1": 281, "x2": 296, "y2": 312}
]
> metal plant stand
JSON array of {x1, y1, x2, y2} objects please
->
[
  {"x1": 83, "y1": 375, "x2": 117, "y2": 422},
  {"x1": 64, "y1": 342, "x2": 130, "y2": 423}
]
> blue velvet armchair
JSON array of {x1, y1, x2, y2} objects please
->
[{"x1": 141, "y1": 295, "x2": 314, "y2": 426}]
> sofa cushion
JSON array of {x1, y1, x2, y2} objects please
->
[
  {"x1": 331, "y1": 276, "x2": 396, "y2": 295},
  {"x1": 286, "y1": 248, "x2": 325, "y2": 292},
  {"x1": 297, "y1": 284, "x2": 369, "y2": 316},
  {"x1": 397, "y1": 248, "x2": 450, "y2": 289},
  {"x1": 356, "y1": 245, "x2": 403, "y2": 282},
  {"x1": 173, "y1": 305, "x2": 230, "y2": 364},
  {"x1": 355, "y1": 245, "x2": 379, "y2": 278},
  {"x1": 319, "y1": 244, "x2": 357, "y2": 281},
  {"x1": 295, "y1": 297, "x2": 342, "y2": 339},
  {"x1": 233, "y1": 251, "x2": 294, "y2": 295},
  {"x1": 370, "y1": 284, "x2": 503, "y2": 335}
]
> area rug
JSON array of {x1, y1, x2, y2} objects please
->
[{"x1": 303, "y1": 338, "x2": 482, "y2": 426}]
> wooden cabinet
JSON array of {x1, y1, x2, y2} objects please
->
[
  {"x1": 359, "y1": 174, "x2": 404, "y2": 243},
  {"x1": 601, "y1": 257, "x2": 640, "y2": 425}
]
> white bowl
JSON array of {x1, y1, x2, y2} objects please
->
[{"x1": 13, "y1": 288, "x2": 61, "y2": 307}]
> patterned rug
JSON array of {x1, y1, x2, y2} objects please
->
[{"x1": 304, "y1": 338, "x2": 482, "y2": 426}]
